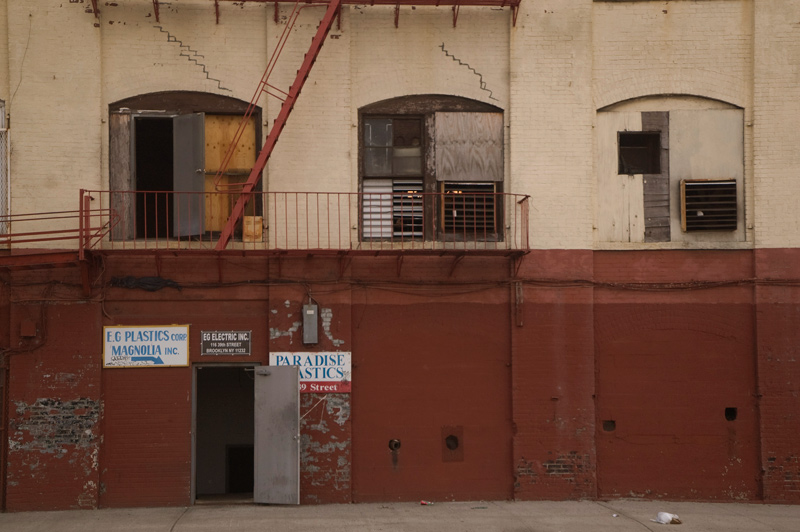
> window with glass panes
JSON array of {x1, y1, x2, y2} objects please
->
[
  {"x1": 359, "y1": 97, "x2": 504, "y2": 242},
  {"x1": 362, "y1": 117, "x2": 424, "y2": 239}
]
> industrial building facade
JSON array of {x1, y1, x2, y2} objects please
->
[{"x1": 1, "y1": 0, "x2": 799, "y2": 512}]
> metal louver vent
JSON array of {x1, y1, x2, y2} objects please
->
[{"x1": 680, "y1": 179, "x2": 737, "y2": 232}]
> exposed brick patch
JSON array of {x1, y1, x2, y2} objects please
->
[
  {"x1": 10, "y1": 398, "x2": 99, "y2": 455},
  {"x1": 516, "y1": 452, "x2": 593, "y2": 488},
  {"x1": 300, "y1": 393, "x2": 351, "y2": 503},
  {"x1": 542, "y1": 452, "x2": 591, "y2": 479}
]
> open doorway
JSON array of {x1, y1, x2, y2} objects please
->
[
  {"x1": 109, "y1": 92, "x2": 262, "y2": 242},
  {"x1": 194, "y1": 365, "x2": 255, "y2": 502},
  {"x1": 134, "y1": 117, "x2": 173, "y2": 238}
]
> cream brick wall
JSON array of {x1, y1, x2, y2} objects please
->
[
  {"x1": 511, "y1": 0, "x2": 594, "y2": 249},
  {"x1": 592, "y1": 0, "x2": 755, "y2": 250},
  {"x1": 6, "y1": 2, "x2": 102, "y2": 218},
  {"x1": 753, "y1": 1, "x2": 800, "y2": 249},
  {"x1": 4, "y1": 0, "x2": 799, "y2": 251},
  {"x1": 593, "y1": 0, "x2": 752, "y2": 111},
  {"x1": 1, "y1": 0, "x2": 9, "y2": 105}
]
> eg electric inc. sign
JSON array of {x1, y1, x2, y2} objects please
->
[
  {"x1": 103, "y1": 325, "x2": 190, "y2": 368},
  {"x1": 270, "y1": 352, "x2": 351, "y2": 393}
]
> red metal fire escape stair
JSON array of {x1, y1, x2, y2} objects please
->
[{"x1": 214, "y1": 0, "x2": 343, "y2": 250}]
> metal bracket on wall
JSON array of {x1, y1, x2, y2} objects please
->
[
  {"x1": 337, "y1": 253, "x2": 352, "y2": 279},
  {"x1": 448, "y1": 254, "x2": 465, "y2": 277},
  {"x1": 512, "y1": 253, "x2": 524, "y2": 278},
  {"x1": 80, "y1": 260, "x2": 92, "y2": 297}
]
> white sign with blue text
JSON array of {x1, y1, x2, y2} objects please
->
[
  {"x1": 269, "y1": 352, "x2": 351, "y2": 393},
  {"x1": 103, "y1": 325, "x2": 190, "y2": 368}
]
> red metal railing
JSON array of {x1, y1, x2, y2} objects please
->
[
  {"x1": 0, "y1": 191, "x2": 119, "y2": 259},
  {"x1": 80, "y1": 190, "x2": 529, "y2": 253}
]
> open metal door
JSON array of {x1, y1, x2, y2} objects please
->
[
  {"x1": 254, "y1": 365, "x2": 300, "y2": 504},
  {"x1": 173, "y1": 113, "x2": 205, "y2": 237}
]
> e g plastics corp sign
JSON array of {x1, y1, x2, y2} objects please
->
[
  {"x1": 103, "y1": 325, "x2": 190, "y2": 368},
  {"x1": 269, "y1": 352, "x2": 351, "y2": 393}
]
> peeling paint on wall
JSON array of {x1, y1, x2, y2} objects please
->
[
  {"x1": 300, "y1": 394, "x2": 351, "y2": 496},
  {"x1": 320, "y1": 308, "x2": 345, "y2": 347},
  {"x1": 270, "y1": 321, "x2": 302, "y2": 343}
]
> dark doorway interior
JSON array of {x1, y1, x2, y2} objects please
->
[
  {"x1": 135, "y1": 117, "x2": 173, "y2": 239},
  {"x1": 227, "y1": 445, "x2": 255, "y2": 494},
  {"x1": 196, "y1": 366, "x2": 255, "y2": 499}
]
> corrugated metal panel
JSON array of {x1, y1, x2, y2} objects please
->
[{"x1": 435, "y1": 112, "x2": 503, "y2": 182}]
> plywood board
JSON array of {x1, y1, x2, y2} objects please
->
[
  {"x1": 435, "y1": 112, "x2": 503, "y2": 182},
  {"x1": 596, "y1": 112, "x2": 644, "y2": 242}
]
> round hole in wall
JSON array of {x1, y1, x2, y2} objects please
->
[
  {"x1": 388, "y1": 439, "x2": 401, "y2": 451},
  {"x1": 445, "y1": 434, "x2": 459, "y2": 450},
  {"x1": 725, "y1": 407, "x2": 737, "y2": 421}
]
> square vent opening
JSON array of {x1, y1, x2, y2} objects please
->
[{"x1": 680, "y1": 179, "x2": 737, "y2": 232}]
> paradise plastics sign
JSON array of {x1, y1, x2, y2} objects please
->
[
  {"x1": 269, "y1": 352, "x2": 351, "y2": 393},
  {"x1": 103, "y1": 325, "x2": 190, "y2": 368}
]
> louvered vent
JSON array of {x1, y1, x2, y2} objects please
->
[
  {"x1": 441, "y1": 182, "x2": 497, "y2": 235},
  {"x1": 680, "y1": 179, "x2": 737, "y2": 232},
  {"x1": 362, "y1": 179, "x2": 423, "y2": 239}
]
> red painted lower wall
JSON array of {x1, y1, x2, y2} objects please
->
[
  {"x1": 2, "y1": 248, "x2": 800, "y2": 510},
  {"x1": 755, "y1": 249, "x2": 800, "y2": 502}
]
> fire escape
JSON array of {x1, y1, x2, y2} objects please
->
[{"x1": 1, "y1": 0, "x2": 528, "y2": 273}]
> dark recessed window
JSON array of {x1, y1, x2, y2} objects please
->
[{"x1": 618, "y1": 132, "x2": 661, "y2": 175}]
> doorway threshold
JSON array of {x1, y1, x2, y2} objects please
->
[{"x1": 195, "y1": 493, "x2": 254, "y2": 505}]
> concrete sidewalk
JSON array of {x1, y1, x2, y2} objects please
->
[{"x1": 1, "y1": 499, "x2": 799, "y2": 532}]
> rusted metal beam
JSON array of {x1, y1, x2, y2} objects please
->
[
  {"x1": 0, "y1": 251, "x2": 81, "y2": 271},
  {"x1": 215, "y1": 0, "x2": 344, "y2": 250},
  {"x1": 218, "y1": 0, "x2": 520, "y2": 6}
]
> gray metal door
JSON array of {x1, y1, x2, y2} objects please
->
[
  {"x1": 254, "y1": 365, "x2": 300, "y2": 504},
  {"x1": 173, "y1": 113, "x2": 205, "y2": 237}
]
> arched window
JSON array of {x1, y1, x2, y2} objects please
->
[
  {"x1": 359, "y1": 95, "x2": 504, "y2": 242},
  {"x1": 108, "y1": 91, "x2": 262, "y2": 240}
]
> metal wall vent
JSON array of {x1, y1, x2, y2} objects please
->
[{"x1": 680, "y1": 179, "x2": 737, "y2": 232}]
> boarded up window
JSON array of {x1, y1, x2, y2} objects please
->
[
  {"x1": 360, "y1": 105, "x2": 504, "y2": 242},
  {"x1": 435, "y1": 112, "x2": 503, "y2": 182}
]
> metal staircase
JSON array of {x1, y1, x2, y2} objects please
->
[{"x1": 213, "y1": 0, "x2": 343, "y2": 250}]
